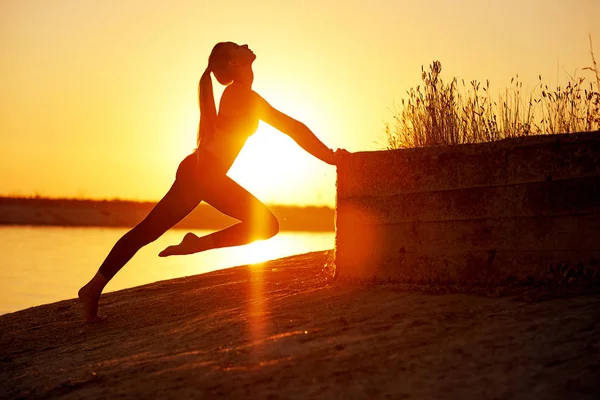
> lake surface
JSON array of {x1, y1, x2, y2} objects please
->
[{"x1": 0, "y1": 226, "x2": 334, "y2": 315}]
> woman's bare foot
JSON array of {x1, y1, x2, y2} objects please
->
[
  {"x1": 78, "y1": 272, "x2": 108, "y2": 322},
  {"x1": 159, "y1": 232, "x2": 200, "y2": 257}
]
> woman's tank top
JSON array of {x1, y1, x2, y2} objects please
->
[{"x1": 202, "y1": 113, "x2": 259, "y2": 171}]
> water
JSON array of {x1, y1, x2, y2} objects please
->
[{"x1": 0, "y1": 226, "x2": 334, "y2": 315}]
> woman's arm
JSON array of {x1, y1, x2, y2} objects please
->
[{"x1": 252, "y1": 91, "x2": 337, "y2": 165}]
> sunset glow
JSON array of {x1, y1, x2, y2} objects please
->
[{"x1": 1, "y1": 0, "x2": 599, "y2": 206}]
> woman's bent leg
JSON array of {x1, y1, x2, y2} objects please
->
[{"x1": 159, "y1": 174, "x2": 278, "y2": 257}]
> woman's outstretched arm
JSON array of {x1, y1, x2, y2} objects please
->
[{"x1": 252, "y1": 92, "x2": 337, "y2": 165}]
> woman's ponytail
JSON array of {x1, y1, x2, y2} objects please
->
[
  {"x1": 197, "y1": 67, "x2": 217, "y2": 151},
  {"x1": 196, "y1": 42, "x2": 234, "y2": 154}
]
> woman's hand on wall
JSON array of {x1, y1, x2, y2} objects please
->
[{"x1": 333, "y1": 148, "x2": 351, "y2": 166}]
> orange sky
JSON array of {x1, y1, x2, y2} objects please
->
[{"x1": 1, "y1": 0, "x2": 599, "y2": 206}]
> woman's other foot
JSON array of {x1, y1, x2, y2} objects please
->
[
  {"x1": 78, "y1": 272, "x2": 108, "y2": 323},
  {"x1": 159, "y1": 232, "x2": 200, "y2": 257}
]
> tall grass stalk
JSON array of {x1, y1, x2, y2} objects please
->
[{"x1": 385, "y1": 38, "x2": 600, "y2": 149}]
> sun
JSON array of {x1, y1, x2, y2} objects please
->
[{"x1": 227, "y1": 122, "x2": 320, "y2": 205}]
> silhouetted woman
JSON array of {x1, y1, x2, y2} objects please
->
[{"x1": 79, "y1": 42, "x2": 347, "y2": 322}]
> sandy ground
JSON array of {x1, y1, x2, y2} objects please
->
[{"x1": 1, "y1": 250, "x2": 599, "y2": 399}]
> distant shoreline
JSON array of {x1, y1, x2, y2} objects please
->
[{"x1": 0, "y1": 197, "x2": 335, "y2": 232}]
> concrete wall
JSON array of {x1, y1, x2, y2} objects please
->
[{"x1": 335, "y1": 131, "x2": 600, "y2": 284}]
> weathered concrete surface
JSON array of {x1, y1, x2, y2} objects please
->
[
  {"x1": 338, "y1": 132, "x2": 600, "y2": 198},
  {"x1": 336, "y1": 131, "x2": 600, "y2": 284},
  {"x1": 2, "y1": 251, "x2": 599, "y2": 399}
]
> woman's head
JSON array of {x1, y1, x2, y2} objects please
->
[
  {"x1": 207, "y1": 42, "x2": 256, "y2": 85},
  {"x1": 197, "y1": 42, "x2": 256, "y2": 150}
]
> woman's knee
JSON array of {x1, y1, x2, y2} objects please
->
[
  {"x1": 265, "y1": 213, "x2": 279, "y2": 238},
  {"x1": 253, "y1": 212, "x2": 279, "y2": 239}
]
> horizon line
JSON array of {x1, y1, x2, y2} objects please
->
[{"x1": 0, "y1": 194, "x2": 335, "y2": 209}]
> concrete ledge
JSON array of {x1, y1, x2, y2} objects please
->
[{"x1": 335, "y1": 131, "x2": 600, "y2": 284}]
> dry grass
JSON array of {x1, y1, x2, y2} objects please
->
[{"x1": 385, "y1": 35, "x2": 600, "y2": 149}]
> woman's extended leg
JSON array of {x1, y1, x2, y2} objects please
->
[
  {"x1": 79, "y1": 167, "x2": 202, "y2": 322},
  {"x1": 159, "y1": 173, "x2": 278, "y2": 257}
]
